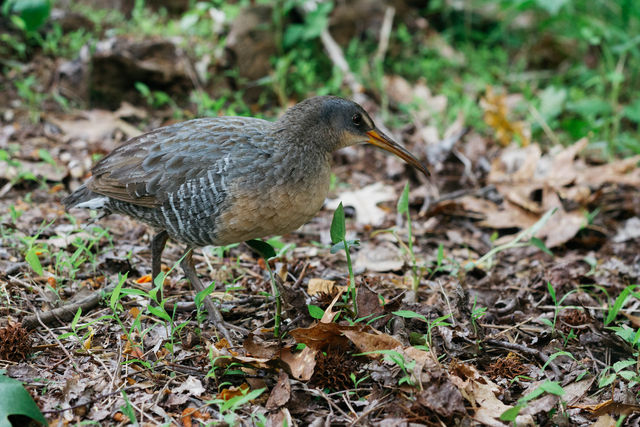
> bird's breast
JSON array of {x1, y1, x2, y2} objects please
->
[{"x1": 213, "y1": 157, "x2": 331, "y2": 245}]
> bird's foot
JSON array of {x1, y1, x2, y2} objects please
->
[{"x1": 201, "y1": 298, "x2": 247, "y2": 343}]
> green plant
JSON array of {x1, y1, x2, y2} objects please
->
[
  {"x1": 52, "y1": 225, "x2": 111, "y2": 282},
  {"x1": 470, "y1": 296, "x2": 487, "y2": 337},
  {"x1": 609, "y1": 323, "x2": 640, "y2": 352},
  {"x1": 393, "y1": 310, "x2": 453, "y2": 354},
  {"x1": 605, "y1": 285, "x2": 640, "y2": 326},
  {"x1": 135, "y1": 82, "x2": 183, "y2": 118},
  {"x1": 540, "y1": 282, "x2": 578, "y2": 335},
  {"x1": 598, "y1": 359, "x2": 640, "y2": 389},
  {"x1": 0, "y1": 372, "x2": 49, "y2": 426},
  {"x1": 396, "y1": 182, "x2": 421, "y2": 292},
  {"x1": 330, "y1": 202, "x2": 359, "y2": 316},
  {"x1": 350, "y1": 372, "x2": 370, "y2": 397},
  {"x1": 500, "y1": 380, "x2": 565, "y2": 423},
  {"x1": 21, "y1": 220, "x2": 55, "y2": 277},
  {"x1": 359, "y1": 349, "x2": 416, "y2": 387},
  {"x1": 119, "y1": 389, "x2": 137, "y2": 425},
  {"x1": 15, "y1": 75, "x2": 47, "y2": 123},
  {"x1": 205, "y1": 387, "x2": 266, "y2": 425},
  {"x1": 308, "y1": 304, "x2": 324, "y2": 320},
  {"x1": 3, "y1": 0, "x2": 51, "y2": 34}
]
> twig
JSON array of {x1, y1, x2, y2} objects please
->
[
  {"x1": 0, "y1": 181, "x2": 12, "y2": 198},
  {"x1": 34, "y1": 309, "x2": 79, "y2": 372},
  {"x1": 320, "y1": 29, "x2": 365, "y2": 102},
  {"x1": 305, "y1": 385, "x2": 351, "y2": 420},
  {"x1": 374, "y1": 7, "x2": 395, "y2": 63},
  {"x1": 420, "y1": 185, "x2": 496, "y2": 215},
  {"x1": 438, "y1": 279, "x2": 455, "y2": 327},
  {"x1": 349, "y1": 397, "x2": 392, "y2": 426},
  {"x1": 40, "y1": 387, "x2": 128, "y2": 414},
  {"x1": 21, "y1": 283, "x2": 116, "y2": 330},
  {"x1": 528, "y1": 104, "x2": 561, "y2": 146}
]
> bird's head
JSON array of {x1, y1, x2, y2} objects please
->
[{"x1": 276, "y1": 96, "x2": 429, "y2": 177}]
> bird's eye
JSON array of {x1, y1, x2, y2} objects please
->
[{"x1": 352, "y1": 113, "x2": 362, "y2": 127}]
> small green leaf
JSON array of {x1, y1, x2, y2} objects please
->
[
  {"x1": 397, "y1": 182, "x2": 409, "y2": 214},
  {"x1": 623, "y1": 99, "x2": 640, "y2": 123},
  {"x1": 499, "y1": 405, "x2": 522, "y2": 422},
  {"x1": 618, "y1": 370, "x2": 637, "y2": 381},
  {"x1": 308, "y1": 304, "x2": 324, "y2": 319},
  {"x1": 598, "y1": 372, "x2": 616, "y2": 388},
  {"x1": 392, "y1": 310, "x2": 427, "y2": 322},
  {"x1": 613, "y1": 359, "x2": 636, "y2": 373},
  {"x1": 605, "y1": 285, "x2": 638, "y2": 325},
  {"x1": 331, "y1": 239, "x2": 359, "y2": 254},
  {"x1": 547, "y1": 282, "x2": 556, "y2": 304},
  {"x1": 220, "y1": 387, "x2": 266, "y2": 412},
  {"x1": 25, "y1": 247, "x2": 43, "y2": 276},
  {"x1": 147, "y1": 305, "x2": 171, "y2": 322},
  {"x1": 37, "y1": 149, "x2": 55, "y2": 166},
  {"x1": 109, "y1": 273, "x2": 128, "y2": 311},
  {"x1": 70, "y1": 307, "x2": 82, "y2": 330},
  {"x1": 8, "y1": 0, "x2": 51, "y2": 32},
  {"x1": 531, "y1": 237, "x2": 553, "y2": 256},
  {"x1": 567, "y1": 98, "x2": 613, "y2": 117},
  {"x1": 246, "y1": 239, "x2": 276, "y2": 260},
  {"x1": 0, "y1": 374, "x2": 48, "y2": 426},
  {"x1": 540, "y1": 380, "x2": 565, "y2": 396},
  {"x1": 330, "y1": 202, "x2": 346, "y2": 244},
  {"x1": 436, "y1": 243, "x2": 444, "y2": 266},
  {"x1": 539, "y1": 318, "x2": 553, "y2": 327},
  {"x1": 134, "y1": 81, "x2": 151, "y2": 97},
  {"x1": 195, "y1": 282, "x2": 216, "y2": 309}
]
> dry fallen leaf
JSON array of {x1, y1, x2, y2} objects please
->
[
  {"x1": 307, "y1": 278, "x2": 345, "y2": 296},
  {"x1": 279, "y1": 346, "x2": 317, "y2": 381},
  {"x1": 481, "y1": 86, "x2": 530, "y2": 147},
  {"x1": 326, "y1": 182, "x2": 396, "y2": 226},
  {"x1": 453, "y1": 138, "x2": 640, "y2": 247},
  {"x1": 46, "y1": 109, "x2": 142, "y2": 144},
  {"x1": 341, "y1": 329, "x2": 401, "y2": 355},
  {"x1": 355, "y1": 241, "x2": 404, "y2": 272},
  {"x1": 265, "y1": 370, "x2": 291, "y2": 410}
]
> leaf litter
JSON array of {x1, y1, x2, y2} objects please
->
[{"x1": 1, "y1": 22, "x2": 640, "y2": 427}]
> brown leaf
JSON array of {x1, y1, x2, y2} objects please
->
[
  {"x1": 307, "y1": 278, "x2": 338, "y2": 296},
  {"x1": 266, "y1": 370, "x2": 290, "y2": 410},
  {"x1": 279, "y1": 346, "x2": 317, "y2": 381},
  {"x1": 289, "y1": 322, "x2": 353, "y2": 351},
  {"x1": 320, "y1": 289, "x2": 344, "y2": 323},
  {"x1": 243, "y1": 333, "x2": 280, "y2": 359},
  {"x1": 356, "y1": 285, "x2": 385, "y2": 325},
  {"x1": 341, "y1": 329, "x2": 401, "y2": 356},
  {"x1": 416, "y1": 381, "x2": 466, "y2": 418}
]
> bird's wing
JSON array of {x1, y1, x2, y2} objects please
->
[{"x1": 87, "y1": 117, "x2": 272, "y2": 208}]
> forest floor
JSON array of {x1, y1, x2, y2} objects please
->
[{"x1": 1, "y1": 1, "x2": 640, "y2": 426}]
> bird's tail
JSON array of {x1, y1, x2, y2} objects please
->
[{"x1": 62, "y1": 185, "x2": 109, "y2": 211}]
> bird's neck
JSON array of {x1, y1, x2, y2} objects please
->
[{"x1": 271, "y1": 119, "x2": 341, "y2": 156}]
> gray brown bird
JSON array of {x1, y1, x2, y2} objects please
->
[{"x1": 63, "y1": 96, "x2": 428, "y2": 340}]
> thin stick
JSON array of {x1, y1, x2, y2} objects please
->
[
  {"x1": 320, "y1": 29, "x2": 365, "y2": 101},
  {"x1": 374, "y1": 7, "x2": 395, "y2": 63}
]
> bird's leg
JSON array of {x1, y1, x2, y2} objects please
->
[
  {"x1": 151, "y1": 230, "x2": 169, "y2": 281},
  {"x1": 180, "y1": 248, "x2": 243, "y2": 342}
]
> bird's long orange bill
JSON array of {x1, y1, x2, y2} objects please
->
[{"x1": 366, "y1": 130, "x2": 429, "y2": 177}]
